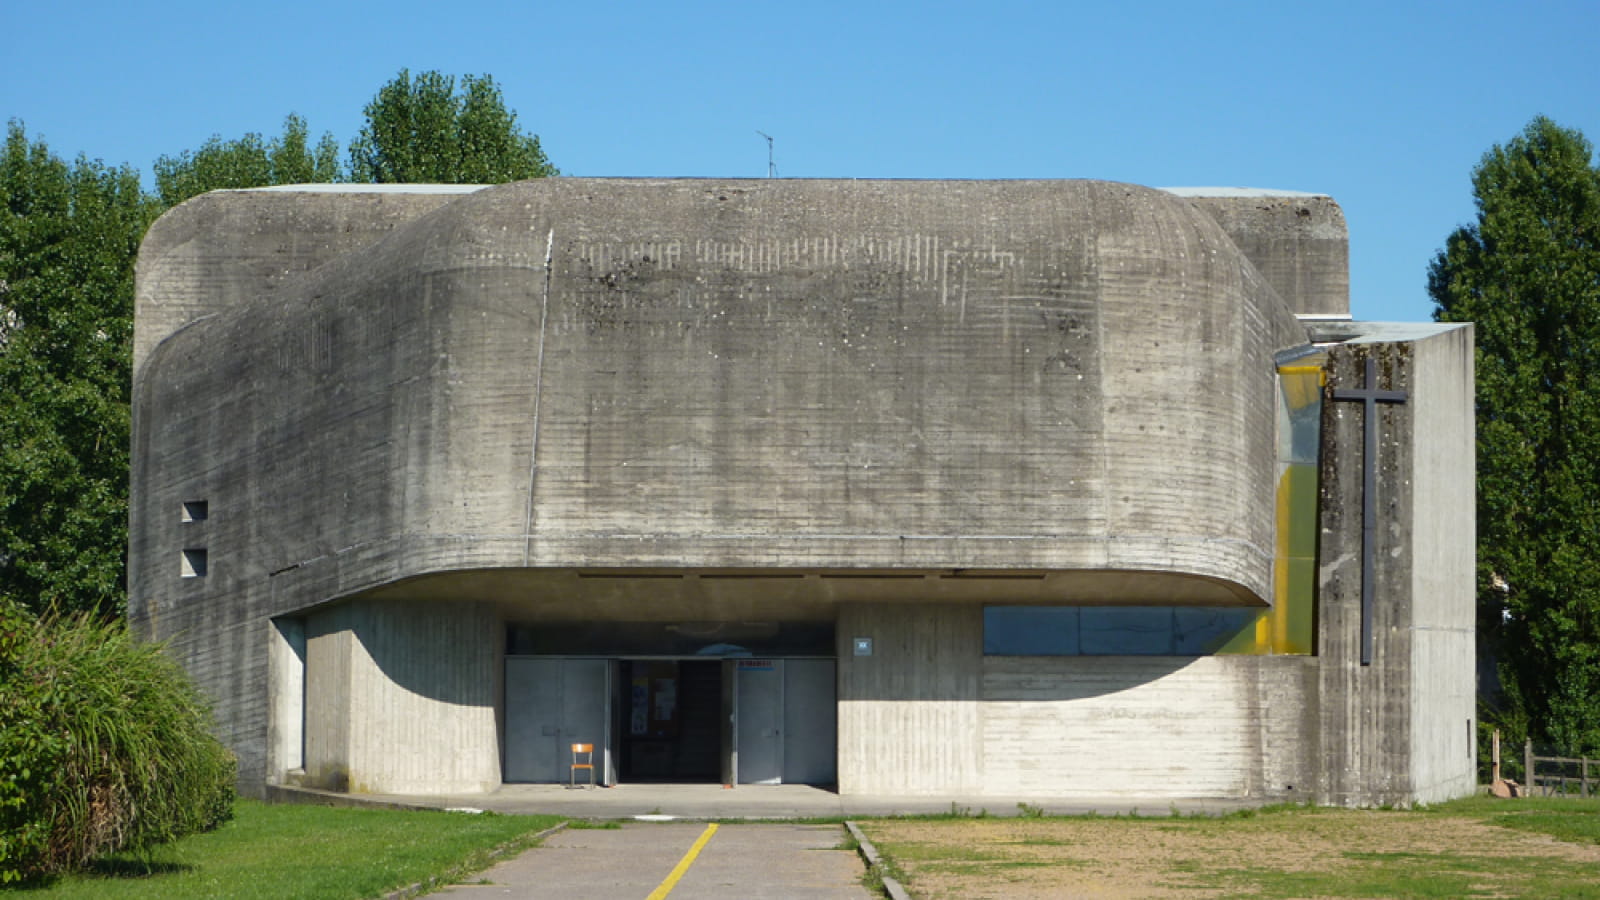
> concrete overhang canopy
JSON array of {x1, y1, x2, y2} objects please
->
[{"x1": 133, "y1": 179, "x2": 1308, "y2": 609}]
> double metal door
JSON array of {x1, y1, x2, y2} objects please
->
[
  {"x1": 503, "y1": 658, "x2": 609, "y2": 783},
  {"x1": 733, "y1": 659, "x2": 835, "y2": 785},
  {"x1": 504, "y1": 656, "x2": 833, "y2": 786}
]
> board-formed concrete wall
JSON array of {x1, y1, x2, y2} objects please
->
[
  {"x1": 1405, "y1": 327, "x2": 1476, "y2": 803},
  {"x1": 131, "y1": 179, "x2": 1312, "y2": 791},
  {"x1": 836, "y1": 604, "x2": 984, "y2": 795},
  {"x1": 836, "y1": 603, "x2": 1319, "y2": 799},
  {"x1": 302, "y1": 598, "x2": 500, "y2": 794},
  {"x1": 133, "y1": 186, "x2": 478, "y2": 371},
  {"x1": 1314, "y1": 325, "x2": 1476, "y2": 806},
  {"x1": 132, "y1": 179, "x2": 1305, "y2": 614},
  {"x1": 129, "y1": 179, "x2": 1473, "y2": 805},
  {"x1": 1172, "y1": 189, "x2": 1350, "y2": 318},
  {"x1": 979, "y1": 655, "x2": 1317, "y2": 799}
]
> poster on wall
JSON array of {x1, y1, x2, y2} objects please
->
[{"x1": 630, "y1": 677, "x2": 648, "y2": 736}]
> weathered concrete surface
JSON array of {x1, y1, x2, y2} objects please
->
[
  {"x1": 132, "y1": 179, "x2": 1302, "y2": 611},
  {"x1": 133, "y1": 185, "x2": 479, "y2": 370},
  {"x1": 837, "y1": 603, "x2": 1318, "y2": 800},
  {"x1": 128, "y1": 179, "x2": 1473, "y2": 809},
  {"x1": 130, "y1": 179, "x2": 1310, "y2": 792},
  {"x1": 1405, "y1": 326, "x2": 1476, "y2": 803},
  {"x1": 837, "y1": 604, "x2": 982, "y2": 795},
  {"x1": 1313, "y1": 324, "x2": 1476, "y2": 806},
  {"x1": 979, "y1": 655, "x2": 1318, "y2": 799},
  {"x1": 301, "y1": 598, "x2": 500, "y2": 794},
  {"x1": 1168, "y1": 188, "x2": 1350, "y2": 317}
]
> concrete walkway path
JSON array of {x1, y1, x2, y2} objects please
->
[
  {"x1": 272, "y1": 782, "x2": 1264, "y2": 820},
  {"x1": 422, "y1": 821, "x2": 873, "y2": 899}
]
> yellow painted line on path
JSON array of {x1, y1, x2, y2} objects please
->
[{"x1": 645, "y1": 823, "x2": 719, "y2": 900}]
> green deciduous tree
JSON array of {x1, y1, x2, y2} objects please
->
[
  {"x1": 0, "y1": 122, "x2": 157, "y2": 617},
  {"x1": 2, "y1": 71, "x2": 557, "y2": 619},
  {"x1": 1431, "y1": 116, "x2": 1600, "y2": 756},
  {"x1": 152, "y1": 113, "x2": 340, "y2": 207},
  {"x1": 349, "y1": 69, "x2": 557, "y2": 184}
]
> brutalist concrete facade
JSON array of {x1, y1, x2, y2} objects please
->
[{"x1": 130, "y1": 179, "x2": 1475, "y2": 805}]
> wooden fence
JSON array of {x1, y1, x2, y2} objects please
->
[{"x1": 1524, "y1": 740, "x2": 1599, "y2": 798}]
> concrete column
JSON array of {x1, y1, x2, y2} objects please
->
[
  {"x1": 836, "y1": 603, "x2": 982, "y2": 795},
  {"x1": 1406, "y1": 327, "x2": 1477, "y2": 803},
  {"x1": 303, "y1": 597, "x2": 500, "y2": 794},
  {"x1": 1318, "y1": 342, "x2": 1414, "y2": 806},
  {"x1": 266, "y1": 617, "x2": 306, "y2": 783},
  {"x1": 1316, "y1": 331, "x2": 1475, "y2": 806}
]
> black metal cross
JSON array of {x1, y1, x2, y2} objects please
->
[{"x1": 1332, "y1": 354, "x2": 1408, "y2": 667}]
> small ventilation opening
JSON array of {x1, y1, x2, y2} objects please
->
[
  {"x1": 181, "y1": 500, "x2": 208, "y2": 522},
  {"x1": 181, "y1": 548, "x2": 208, "y2": 578}
]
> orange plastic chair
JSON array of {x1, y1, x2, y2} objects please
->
[{"x1": 570, "y1": 743, "x2": 595, "y2": 788}]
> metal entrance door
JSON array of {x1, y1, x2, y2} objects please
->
[
  {"x1": 782, "y1": 659, "x2": 836, "y2": 785},
  {"x1": 735, "y1": 660, "x2": 784, "y2": 784},
  {"x1": 504, "y1": 658, "x2": 609, "y2": 783}
]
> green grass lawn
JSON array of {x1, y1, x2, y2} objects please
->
[
  {"x1": 1444, "y1": 793, "x2": 1600, "y2": 845},
  {"x1": 14, "y1": 801, "x2": 565, "y2": 899}
]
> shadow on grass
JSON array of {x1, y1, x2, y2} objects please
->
[
  {"x1": 7, "y1": 858, "x2": 193, "y2": 891},
  {"x1": 80, "y1": 858, "x2": 195, "y2": 878}
]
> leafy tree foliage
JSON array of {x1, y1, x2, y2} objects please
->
[
  {"x1": 1431, "y1": 116, "x2": 1600, "y2": 755},
  {"x1": 0, "y1": 123, "x2": 157, "y2": 617},
  {"x1": 349, "y1": 69, "x2": 557, "y2": 183},
  {"x1": 152, "y1": 114, "x2": 340, "y2": 207},
  {"x1": 1, "y1": 70, "x2": 555, "y2": 619}
]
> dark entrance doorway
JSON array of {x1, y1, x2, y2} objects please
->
[{"x1": 617, "y1": 660, "x2": 723, "y2": 782}]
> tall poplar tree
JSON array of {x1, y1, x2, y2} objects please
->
[
  {"x1": 349, "y1": 70, "x2": 557, "y2": 184},
  {"x1": 152, "y1": 114, "x2": 341, "y2": 207},
  {"x1": 1431, "y1": 116, "x2": 1600, "y2": 755}
]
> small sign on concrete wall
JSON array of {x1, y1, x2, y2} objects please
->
[{"x1": 853, "y1": 637, "x2": 873, "y2": 656}]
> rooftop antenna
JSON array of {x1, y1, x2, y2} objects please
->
[{"x1": 756, "y1": 130, "x2": 777, "y2": 178}]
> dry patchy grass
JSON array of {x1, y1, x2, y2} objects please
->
[{"x1": 859, "y1": 801, "x2": 1600, "y2": 900}]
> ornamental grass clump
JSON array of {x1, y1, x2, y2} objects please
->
[{"x1": 0, "y1": 600, "x2": 234, "y2": 883}]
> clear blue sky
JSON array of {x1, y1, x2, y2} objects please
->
[{"x1": 5, "y1": 0, "x2": 1596, "y2": 323}]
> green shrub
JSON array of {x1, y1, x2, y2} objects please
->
[{"x1": 0, "y1": 600, "x2": 234, "y2": 883}]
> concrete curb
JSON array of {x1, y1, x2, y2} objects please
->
[
  {"x1": 266, "y1": 783, "x2": 439, "y2": 811},
  {"x1": 845, "y1": 821, "x2": 912, "y2": 900},
  {"x1": 382, "y1": 820, "x2": 570, "y2": 900}
]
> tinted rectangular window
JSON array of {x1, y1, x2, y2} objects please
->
[
  {"x1": 983, "y1": 606, "x2": 1268, "y2": 657},
  {"x1": 1173, "y1": 607, "x2": 1261, "y2": 654},
  {"x1": 1080, "y1": 607, "x2": 1172, "y2": 655},
  {"x1": 982, "y1": 607, "x2": 1079, "y2": 655}
]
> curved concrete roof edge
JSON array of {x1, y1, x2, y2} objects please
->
[
  {"x1": 236, "y1": 181, "x2": 1335, "y2": 198},
  {"x1": 1160, "y1": 186, "x2": 1330, "y2": 198},
  {"x1": 244, "y1": 183, "x2": 490, "y2": 194}
]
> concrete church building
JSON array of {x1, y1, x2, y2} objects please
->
[{"x1": 130, "y1": 178, "x2": 1475, "y2": 807}]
